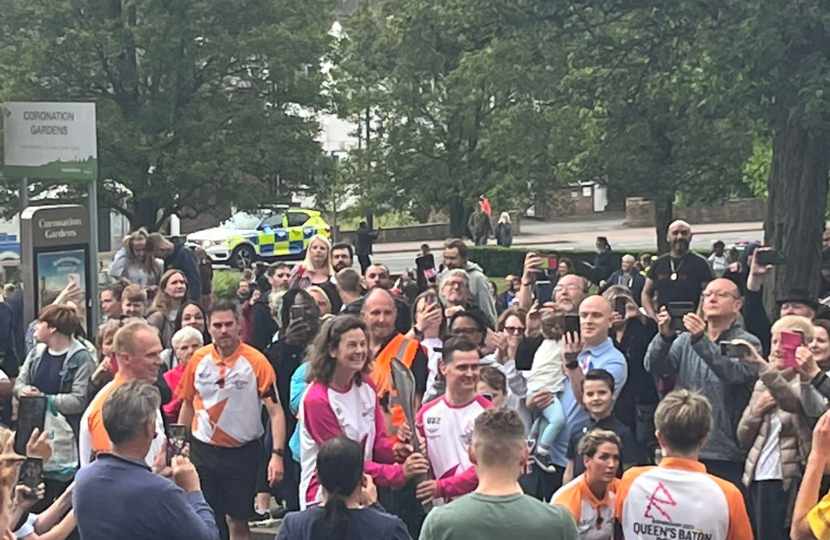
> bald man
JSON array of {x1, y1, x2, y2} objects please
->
[
  {"x1": 642, "y1": 220, "x2": 714, "y2": 319},
  {"x1": 645, "y1": 278, "x2": 761, "y2": 497},
  {"x1": 526, "y1": 295, "x2": 628, "y2": 499}
]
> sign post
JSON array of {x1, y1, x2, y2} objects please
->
[{"x1": 3, "y1": 102, "x2": 99, "y2": 333}]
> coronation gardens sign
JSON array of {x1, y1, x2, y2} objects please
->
[{"x1": 3, "y1": 102, "x2": 97, "y2": 181}]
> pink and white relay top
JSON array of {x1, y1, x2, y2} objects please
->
[
  {"x1": 417, "y1": 394, "x2": 491, "y2": 505},
  {"x1": 299, "y1": 380, "x2": 405, "y2": 510}
]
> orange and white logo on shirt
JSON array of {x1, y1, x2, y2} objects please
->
[
  {"x1": 615, "y1": 458, "x2": 753, "y2": 540},
  {"x1": 552, "y1": 474, "x2": 617, "y2": 540},
  {"x1": 177, "y1": 343, "x2": 277, "y2": 447}
]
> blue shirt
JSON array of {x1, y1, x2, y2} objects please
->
[
  {"x1": 550, "y1": 338, "x2": 628, "y2": 467},
  {"x1": 73, "y1": 454, "x2": 219, "y2": 540}
]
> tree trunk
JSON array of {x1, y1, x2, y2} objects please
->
[
  {"x1": 131, "y1": 199, "x2": 163, "y2": 232},
  {"x1": 654, "y1": 194, "x2": 673, "y2": 255},
  {"x1": 449, "y1": 197, "x2": 468, "y2": 238},
  {"x1": 763, "y1": 122, "x2": 830, "y2": 309}
]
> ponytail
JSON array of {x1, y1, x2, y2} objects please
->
[{"x1": 323, "y1": 491, "x2": 350, "y2": 540}]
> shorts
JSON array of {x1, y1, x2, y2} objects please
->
[{"x1": 190, "y1": 438, "x2": 262, "y2": 520}]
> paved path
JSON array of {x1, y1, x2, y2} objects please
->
[{"x1": 371, "y1": 215, "x2": 764, "y2": 274}]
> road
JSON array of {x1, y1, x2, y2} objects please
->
[{"x1": 371, "y1": 213, "x2": 764, "y2": 274}]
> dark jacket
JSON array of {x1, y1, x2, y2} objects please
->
[
  {"x1": 592, "y1": 248, "x2": 615, "y2": 285},
  {"x1": 355, "y1": 226, "x2": 379, "y2": 256},
  {"x1": 494, "y1": 222, "x2": 513, "y2": 247},
  {"x1": 0, "y1": 302, "x2": 18, "y2": 376},
  {"x1": 743, "y1": 288, "x2": 771, "y2": 356},
  {"x1": 601, "y1": 269, "x2": 645, "y2": 306},
  {"x1": 612, "y1": 318, "x2": 659, "y2": 457},
  {"x1": 277, "y1": 504, "x2": 411, "y2": 540},
  {"x1": 467, "y1": 211, "x2": 493, "y2": 239},
  {"x1": 165, "y1": 238, "x2": 203, "y2": 304},
  {"x1": 496, "y1": 291, "x2": 516, "y2": 315},
  {"x1": 250, "y1": 296, "x2": 278, "y2": 353}
]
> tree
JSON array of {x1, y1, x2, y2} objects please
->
[{"x1": 0, "y1": 0, "x2": 336, "y2": 230}]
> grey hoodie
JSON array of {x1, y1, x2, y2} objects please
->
[
  {"x1": 645, "y1": 322, "x2": 761, "y2": 463},
  {"x1": 465, "y1": 261, "x2": 497, "y2": 327},
  {"x1": 14, "y1": 339, "x2": 96, "y2": 435}
]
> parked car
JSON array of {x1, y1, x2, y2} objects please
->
[{"x1": 186, "y1": 207, "x2": 331, "y2": 269}]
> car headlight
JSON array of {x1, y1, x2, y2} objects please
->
[{"x1": 202, "y1": 240, "x2": 212, "y2": 249}]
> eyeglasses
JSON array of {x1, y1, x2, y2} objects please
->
[
  {"x1": 452, "y1": 328, "x2": 482, "y2": 336},
  {"x1": 702, "y1": 291, "x2": 738, "y2": 299},
  {"x1": 504, "y1": 326, "x2": 525, "y2": 335},
  {"x1": 554, "y1": 284, "x2": 582, "y2": 293}
]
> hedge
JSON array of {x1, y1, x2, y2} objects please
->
[
  {"x1": 468, "y1": 246, "x2": 709, "y2": 278},
  {"x1": 213, "y1": 270, "x2": 244, "y2": 300}
]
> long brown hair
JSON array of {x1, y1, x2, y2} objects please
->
[
  {"x1": 151, "y1": 270, "x2": 188, "y2": 313},
  {"x1": 306, "y1": 315, "x2": 370, "y2": 386}
]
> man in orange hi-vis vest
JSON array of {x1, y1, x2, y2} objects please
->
[
  {"x1": 362, "y1": 288, "x2": 429, "y2": 440},
  {"x1": 615, "y1": 390, "x2": 753, "y2": 540}
]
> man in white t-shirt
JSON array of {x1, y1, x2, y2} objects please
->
[{"x1": 416, "y1": 336, "x2": 491, "y2": 504}]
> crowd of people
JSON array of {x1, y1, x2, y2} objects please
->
[{"x1": 2, "y1": 218, "x2": 830, "y2": 540}]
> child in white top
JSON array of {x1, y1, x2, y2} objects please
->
[{"x1": 525, "y1": 310, "x2": 566, "y2": 470}]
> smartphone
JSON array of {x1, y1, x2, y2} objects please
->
[
  {"x1": 18, "y1": 458, "x2": 42, "y2": 500},
  {"x1": 67, "y1": 273, "x2": 80, "y2": 287},
  {"x1": 667, "y1": 301, "x2": 696, "y2": 333},
  {"x1": 537, "y1": 256, "x2": 557, "y2": 271},
  {"x1": 290, "y1": 305, "x2": 306, "y2": 321},
  {"x1": 720, "y1": 342, "x2": 751, "y2": 358},
  {"x1": 756, "y1": 250, "x2": 786, "y2": 266},
  {"x1": 166, "y1": 424, "x2": 188, "y2": 466},
  {"x1": 614, "y1": 297, "x2": 627, "y2": 318},
  {"x1": 565, "y1": 313, "x2": 581, "y2": 337},
  {"x1": 781, "y1": 330, "x2": 804, "y2": 369},
  {"x1": 536, "y1": 280, "x2": 553, "y2": 304},
  {"x1": 15, "y1": 396, "x2": 47, "y2": 456},
  {"x1": 425, "y1": 292, "x2": 437, "y2": 306}
]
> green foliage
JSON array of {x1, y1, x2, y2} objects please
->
[
  {"x1": 0, "y1": 0, "x2": 337, "y2": 229},
  {"x1": 212, "y1": 270, "x2": 244, "y2": 301}
]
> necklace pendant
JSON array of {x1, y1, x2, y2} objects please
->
[{"x1": 670, "y1": 272, "x2": 677, "y2": 281}]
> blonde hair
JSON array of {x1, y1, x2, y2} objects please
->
[
  {"x1": 301, "y1": 235, "x2": 334, "y2": 276},
  {"x1": 577, "y1": 429, "x2": 622, "y2": 458},
  {"x1": 113, "y1": 320, "x2": 157, "y2": 356},
  {"x1": 97, "y1": 319, "x2": 121, "y2": 361},
  {"x1": 151, "y1": 270, "x2": 187, "y2": 313},
  {"x1": 771, "y1": 315, "x2": 814, "y2": 343},
  {"x1": 499, "y1": 212, "x2": 510, "y2": 223},
  {"x1": 655, "y1": 389, "x2": 712, "y2": 454},
  {"x1": 306, "y1": 285, "x2": 332, "y2": 314},
  {"x1": 126, "y1": 228, "x2": 161, "y2": 282}
]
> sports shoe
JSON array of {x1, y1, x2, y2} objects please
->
[{"x1": 533, "y1": 452, "x2": 557, "y2": 473}]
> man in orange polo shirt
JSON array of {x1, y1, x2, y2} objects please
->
[
  {"x1": 177, "y1": 300, "x2": 285, "y2": 540},
  {"x1": 615, "y1": 390, "x2": 753, "y2": 540},
  {"x1": 79, "y1": 320, "x2": 166, "y2": 466}
]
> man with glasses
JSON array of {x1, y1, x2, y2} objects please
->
[
  {"x1": 440, "y1": 269, "x2": 492, "y2": 329},
  {"x1": 645, "y1": 278, "x2": 761, "y2": 496},
  {"x1": 443, "y1": 239, "x2": 497, "y2": 326}
]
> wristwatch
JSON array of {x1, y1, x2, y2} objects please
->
[
  {"x1": 272, "y1": 448, "x2": 284, "y2": 457},
  {"x1": 565, "y1": 360, "x2": 579, "y2": 370}
]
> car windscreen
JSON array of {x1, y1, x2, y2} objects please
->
[{"x1": 221, "y1": 212, "x2": 261, "y2": 230}]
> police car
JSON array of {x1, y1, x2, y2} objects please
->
[{"x1": 186, "y1": 207, "x2": 332, "y2": 269}]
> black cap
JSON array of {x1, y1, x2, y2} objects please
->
[{"x1": 776, "y1": 289, "x2": 820, "y2": 311}]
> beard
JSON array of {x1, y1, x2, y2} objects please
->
[
  {"x1": 333, "y1": 261, "x2": 349, "y2": 272},
  {"x1": 672, "y1": 238, "x2": 690, "y2": 253}
]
